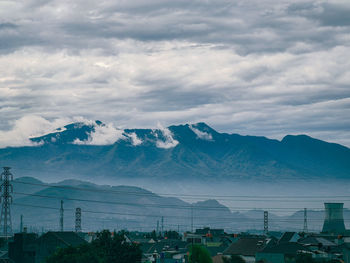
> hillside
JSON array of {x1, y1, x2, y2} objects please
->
[
  {"x1": 11, "y1": 177, "x2": 350, "y2": 233},
  {"x1": 0, "y1": 121, "x2": 349, "y2": 183}
]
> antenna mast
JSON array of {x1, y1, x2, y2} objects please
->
[{"x1": 20, "y1": 215, "x2": 23, "y2": 232}]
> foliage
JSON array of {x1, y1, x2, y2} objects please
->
[
  {"x1": 46, "y1": 230, "x2": 142, "y2": 263},
  {"x1": 46, "y1": 244, "x2": 99, "y2": 263},
  {"x1": 144, "y1": 230, "x2": 160, "y2": 240},
  {"x1": 188, "y1": 244, "x2": 212, "y2": 263},
  {"x1": 223, "y1": 255, "x2": 246, "y2": 263},
  {"x1": 164, "y1": 230, "x2": 181, "y2": 239}
]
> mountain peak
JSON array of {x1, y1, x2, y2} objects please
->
[
  {"x1": 167, "y1": 122, "x2": 217, "y2": 142},
  {"x1": 30, "y1": 120, "x2": 102, "y2": 145},
  {"x1": 189, "y1": 122, "x2": 217, "y2": 141},
  {"x1": 191, "y1": 122, "x2": 215, "y2": 131}
]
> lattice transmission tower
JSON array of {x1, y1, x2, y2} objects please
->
[
  {"x1": 75, "y1": 207, "x2": 81, "y2": 232},
  {"x1": 303, "y1": 208, "x2": 308, "y2": 233},
  {"x1": 60, "y1": 200, "x2": 64, "y2": 231},
  {"x1": 264, "y1": 211, "x2": 268, "y2": 235},
  {"x1": 0, "y1": 167, "x2": 13, "y2": 238}
]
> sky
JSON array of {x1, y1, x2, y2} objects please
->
[{"x1": 1, "y1": 0, "x2": 350, "y2": 147}]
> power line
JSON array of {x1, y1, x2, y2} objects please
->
[
  {"x1": 14, "y1": 191, "x2": 343, "y2": 212},
  {"x1": 12, "y1": 180, "x2": 350, "y2": 200},
  {"x1": 11, "y1": 202, "x2": 335, "y2": 222},
  {"x1": 8, "y1": 209, "x2": 324, "y2": 233},
  {"x1": 9, "y1": 203, "x2": 331, "y2": 234}
]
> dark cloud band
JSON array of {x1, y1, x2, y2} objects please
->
[{"x1": 0, "y1": 0, "x2": 349, "y2": 147}]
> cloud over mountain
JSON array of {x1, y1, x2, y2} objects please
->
[
  {"x1": 73, "y1": 122, "x2": 125, "y2": 145},
  {"x1": 1, "y1": 120, "x2": 349, "y2": 186}
]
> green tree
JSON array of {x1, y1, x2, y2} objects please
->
[
  {"x1": 145, "y1": 230, "x2": 158, "y2": 240},
  {"x1": 164, "y1": 230, "x2": 180, "y2": 239},
  {"x1": 189, "y1": 244, "x2": 212, "y2": 263},
  {"x1": 46, "y1": 230, "x2": 142, "y2": 263},
  {"x1": 46, "y1": 244, "x2": 99, "y2": 263}
]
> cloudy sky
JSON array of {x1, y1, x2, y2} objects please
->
[{"x1": 1, "y1": 0, "x2": 350, "y2": 147}]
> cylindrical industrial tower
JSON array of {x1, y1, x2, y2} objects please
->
[{"x1": 322, "y1": 203, "x2": 346, "y2": 234}]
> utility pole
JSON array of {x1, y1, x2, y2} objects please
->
[
  {"x1": 0, "y1": 167, "x2": 13, "y2": 238},
  {"x1": 264, "y1": 211, "x2": 268, "y2": 235},
  {"x1": 75, "y1": 207, "x2": 82, "y2": 232},
  {"x1": 156, "y1": 220, "x2": 159, "y2": 235},
  {"x1": 20, "y1": 215, "x2": 23, "y2": 232},
  {"x1": 161, "y1": 216, "x2": 164, "y2": 237},
  {"x1": 191, "y1": 205, "x2": 193, "y2": 233},
  {"x1": 191, "y1": 205, "x2": 194, "y2": 263},
  {"x1": 60, "y1": 200, "x2": 64, "y2": 232},
  {"x1": 303, "y1": 208, "x2": 308, "y2": 233}
]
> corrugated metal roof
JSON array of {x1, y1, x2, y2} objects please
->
[{"x1": 224, "y1": 237, "x2": 266, "y2": 256}]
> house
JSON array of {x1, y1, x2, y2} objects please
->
[
  {"x1": 224, "y1": 237, "x2": 266, "y2": 263},
  {"x1": 8, "y1": 232, "x2": 38, "y2": 263},
  {"x1": 140, "y1": 239, "x2": 188, "y2": 263},
  {"x1": 8, "y1": 231, "x2": 87, "y2": 263},
  {"x1": 203, "y1": 235, "x2": 233, "y2": 257},
  {"x1": 35, "y1": 231, "x2": 87, "y2": 263},
  {"x1": 212, "y1": 254, "x2": 225, "y2": 263},
  {"x1": 256, "y1": 242, "x2": 310, "y2": 263},
  {"x1": 206, "y1": 242, "x2": 229, "y2": 257},
  {"x1": 77, "y1": 231, "x2": 96, "y2": 243},
  {"x1": 278, "y1": 232, "x2": 300, "y2": 243},
  {"x1": 298, "y1": 236, "x2": 336, "y2": 251},
  {"x1": 342, "y1": 243, "x2": 350, "y2": 263},
  {"x1": 183, "y1": 233, "x2": 203, "y2": 244},
  {"x1": 195, "y1": 228, "x2": 225, "y2": 237},
  {"x1": 132, "y1": 238, "x2": 157, "y2": 244}
]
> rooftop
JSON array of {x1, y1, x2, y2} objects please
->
[{"x1": 224, "y1": 237, "x2": 266, "y2": 256}]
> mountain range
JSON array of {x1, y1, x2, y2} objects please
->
[
  {"x1": 0, "y1": 121, "x2": 349, "y2": 183},
  {"x1": 11, "y1": 176, "x2": 350, "y2": 233}
]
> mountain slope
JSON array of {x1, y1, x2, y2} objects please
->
[
  {"x1": 11, "y1": 176, "x2": 350, "y2": 232},
  {"x1": 11, "y1": 177, "x2": 243, "y2": 232},
  {"x1": 0, "y1": 121, "x2": 349, "y2": 182}
]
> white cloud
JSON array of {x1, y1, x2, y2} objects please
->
[
  {"x1": 126, "y1": 132, "x2": 143, "y2": 146},
  {"x1": 0, "y1": 116, "x2": 128, "y2": 148},
  {"x1": 73, "y1": 122, "x2": 125, "y2": 145},
  {"x1": 189, "y1": 125, "x2": 213, "y2": 141},
  {"x1": 0, "y1": 115, "x2": 72, "y2": 148},
  {"x1": 155, "y1": 124, "x2": 179, "y2": 149}
]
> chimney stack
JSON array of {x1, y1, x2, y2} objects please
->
[{"x1": 322, "y1": 203, "x2": 346, "y2": 234}]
